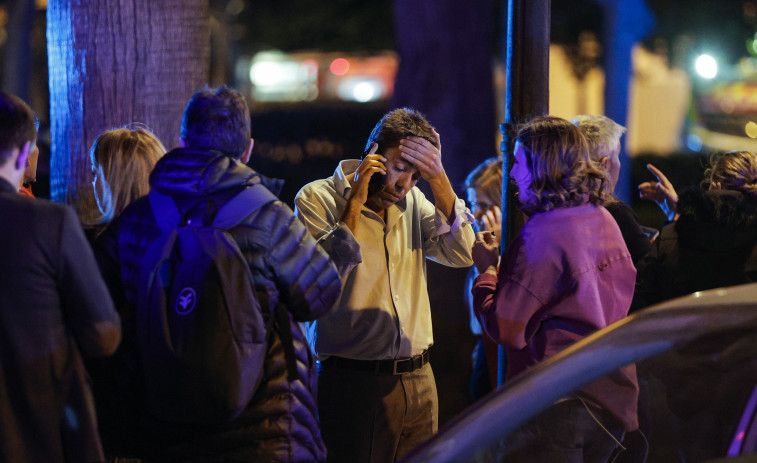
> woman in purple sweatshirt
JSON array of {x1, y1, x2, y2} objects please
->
[{"x1": 471, "y1": 116, "x2": 638, "y2": 463}]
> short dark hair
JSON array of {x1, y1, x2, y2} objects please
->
[
  {"x1": 180, "y1": 85, "x2": 251, "y2": 158},
  {"x1": 0, "y1": 92, "x2": 38, "y2": 166},
  {"x1": 365, "y1": 107, "x2": 437, "y2": 153}
]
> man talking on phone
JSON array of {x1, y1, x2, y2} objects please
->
[{"x1": 295, "y1": 108, "x2": 475, "y2": 463}]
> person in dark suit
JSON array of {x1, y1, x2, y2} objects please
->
[{"x1": 0, "y1": 92, "x2": 121, "y2": 463}]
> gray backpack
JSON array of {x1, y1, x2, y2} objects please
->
[{"x1": 137, "y1": 185, "x2": 277, "y2": 424}]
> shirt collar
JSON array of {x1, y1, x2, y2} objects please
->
[{"x1": 333, "y1": 159, "x2": 361, "y2": 198}]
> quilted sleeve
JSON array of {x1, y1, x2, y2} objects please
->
[{"x1": 262, "y1": 201, "x2": 342, "y2": 321}]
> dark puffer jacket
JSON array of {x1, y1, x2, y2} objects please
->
[
  {"x1": 633, "y1": 188, "x2": 757, "y2": 310},
  {"x1": 95, "y1": 148, "x2": 340, "y2": 462}
]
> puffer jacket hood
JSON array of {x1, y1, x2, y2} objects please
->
[{"x1": 150, "y1": 148, "x2": 284, "y2": 198}]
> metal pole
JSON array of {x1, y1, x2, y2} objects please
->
[{"x1": 498, "y1": 0, "x2": 550, "y2": 387}]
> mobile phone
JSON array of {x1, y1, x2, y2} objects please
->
[
  {"x1": 367, "y1": 171, "x2": 385, "y2": 197},
  {"x1": 364, "y1": 146, "x2": 385, "y2": 197}
]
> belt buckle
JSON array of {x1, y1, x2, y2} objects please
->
[
  {"x1": 392, "y1": 359, "x2": 401, "y2": 375},
  {"x1": 412, "y1": 354, "x2": 422, "y2": 371}
]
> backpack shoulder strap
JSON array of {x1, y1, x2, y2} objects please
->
[
  {"x1": 149, "y1": 190, "x2": 181, "y2": 234},
  {"x1": 213, "y1": 183, "x2": 279, "y2": 230}
]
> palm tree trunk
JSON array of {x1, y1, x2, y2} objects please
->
[{"x1": 47, "y1": 0, "x2": 210, "y2": 221}]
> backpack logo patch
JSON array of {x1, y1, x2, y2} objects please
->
[{"x1": 176, "y1": 287, "x2": 196, "y2": 315}]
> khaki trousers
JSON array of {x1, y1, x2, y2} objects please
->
[{"x1": 318, "y1": 361, "x2": 438, "y2": 463}]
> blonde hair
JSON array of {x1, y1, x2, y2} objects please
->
[
  {"x1": 463, "y1": 156, "x2": 502, "y2": 212},
  {"x1": 703, "y1": 150, "x2": 757, "y2": 198},
  {"x1": 570, "y1": 114, "x2": 626, "y2": 162},
  {"x1": 516, "y1": 116, "x2": 609, "y2": 215},
  {"x1": 90, "y1": 127, "x2": 166, "y2": 223}
]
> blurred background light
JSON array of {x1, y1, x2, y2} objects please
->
[
  {"x1": 352, "y1": 81, "x2": 377, "y2": 102},
  {"x1": 243, "y1": 51, "x2": 397, "y2": 104},
  {"x1": 686, "y1": 133, "x2": 703, "y2": 151},
  {"x1": 745, "y1": 121, "x2": 757, "y2": 139},
  {"x1": 695, "y1": 54, "x2": 718, "y2": 79},
  {"x1": 301, "y1": 59, "x2": 319, "y2": 77},
  {"x1": 336, "y1": 78, "x2": 385, "y2": 102},
  {"x1": 747, "y1": 33, "x2": 757, "y2": 57},
  {"x1": 249, "y1": 51, "x2": 319, "y2": 102},
  {"x1": 330, "y1": 58, "x2": 350, "y2": 76}
]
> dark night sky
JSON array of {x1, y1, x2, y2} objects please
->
[{"x1": 229, "y1": 0, "x2": 756, "y2": 69}]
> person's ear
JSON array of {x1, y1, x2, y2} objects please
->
[
  {"x1": 709, "y1": 182, "x2": 722, "y2": 190},
  {"x1": 15, "y1": 142, "x2": 30, "y2": 171},
  {"x1": 599, "y1": 156, "x2": 609, "y2": 169},
  {"x1": 241, "y1": 138, "x2": 254, "y2": 164}
]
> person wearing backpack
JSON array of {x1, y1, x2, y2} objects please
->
[{"x1": 95, "y1": 85, "x2": 341, "y2": 462}]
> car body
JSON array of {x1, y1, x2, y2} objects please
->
[{"x1": 401, "y1": 283, "x2": 757, "y2": 463}]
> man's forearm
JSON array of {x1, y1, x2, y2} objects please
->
[
  {"x1": 427, "y1": 170, "x2": 457, "y2": 223},
  {"x1": 340, "y1": 198, "x2": 363, "y2": 235}
]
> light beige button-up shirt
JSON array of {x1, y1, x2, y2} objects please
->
[{"x1": 294, "y1": 160, "x2": 475, "y2": 361}]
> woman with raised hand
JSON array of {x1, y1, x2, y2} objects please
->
[{"x1": 634, "y1": 150, "x2": 757, "y2": 308}]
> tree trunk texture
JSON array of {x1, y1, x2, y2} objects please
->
[
  {"x1": 2, "y1": 0, "x2": 35, "y2": 101},
  {"x1": 47, "y1": 0, "x2": 210, "y2": 221},
  {"x1": 391, "y1": 0, "x2": 496, "y2": 191}
]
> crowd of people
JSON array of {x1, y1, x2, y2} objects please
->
[{"x1": 0, "y1": 85, "x2": 755, "y2": 463}]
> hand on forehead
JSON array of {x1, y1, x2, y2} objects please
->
[
  {"x1": 382, "y1": 147, "x2": 415, "y2": 170},
  {"x1": 397, "y1": 129, "x2": 443, "y2": 179}
]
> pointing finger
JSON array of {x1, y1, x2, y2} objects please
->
[{"x1": 646, "y1": 164, "x2": 671, "y2": 186}]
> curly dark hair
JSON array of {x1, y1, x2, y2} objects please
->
[{"x1": 516, "y1": 115, "x2": 609, "y2": 215}]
